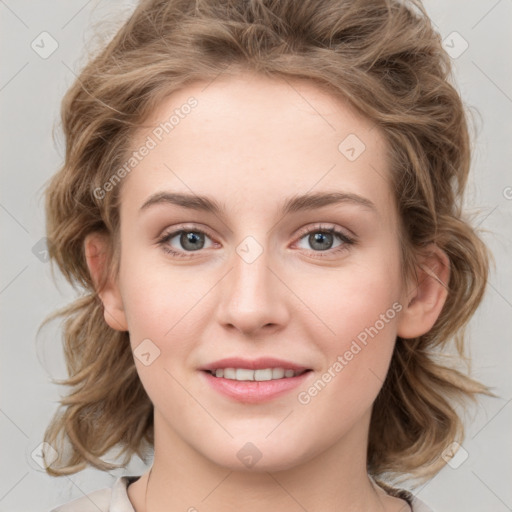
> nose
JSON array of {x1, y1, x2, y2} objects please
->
[{"x1": 215, "y1": 238, "x2": 289, "y2": 337}]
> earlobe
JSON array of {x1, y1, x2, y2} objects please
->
[
  {"x1": 84, "y1": 232, "x2": 128, "y2": 332},
  {"x1": 397, "y1": 244, "x2": 450, "y2": 339}
]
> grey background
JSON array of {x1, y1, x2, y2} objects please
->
[{"x1": 1, "y1": 1, "x2": 511, "y2": 511}]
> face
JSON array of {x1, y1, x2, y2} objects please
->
[{"x1": 105, "y1": 72, "x2": 412, "y2": 472}]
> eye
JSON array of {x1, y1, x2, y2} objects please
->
[
  {"x1": 156, "y1": 223, "x2": 356, "y2": 259},
  {"x1": 157, "y1": 225, "x2": 216, "y2": 258},
  {"x1": 294, "y1": 224, "x2": 356, "y2": 258}
]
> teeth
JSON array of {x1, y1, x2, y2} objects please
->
[
  {"x1": 237, "y1": 368, "x2": 255, "y2": 381},
  {"x1": 224, "y1": 368, "x2": 236, "y2": 379},
  {"x1": 254, "y1": 369, "x2": 272, "y2": 381},
  {"x1": 209, "y1": 367, "x2": 305, "y2": 381},
  {"x1": 272, "y1": 368, "x2": 285, "y2": 379}
]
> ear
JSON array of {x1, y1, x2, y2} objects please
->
[
  {"x1": 84, "y1": 232, "x2": 128, "y2": 332},
  {"x1": 397, "y1": 243, "x2": 450, "y2": 339}
]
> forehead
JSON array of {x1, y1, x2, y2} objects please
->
[{"x1": 120, "y1": 72, "x2": 395, "y2": 224}]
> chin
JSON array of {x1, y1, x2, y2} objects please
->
[{"x1": 202, "y1": 439, "x2": 314, "y2": 473}]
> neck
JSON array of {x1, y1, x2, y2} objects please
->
[{"x1": 129, "y1": 409, "x2": 398, "y2": 512}]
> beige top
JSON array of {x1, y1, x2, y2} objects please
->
[{"x1": 48, "y1": 475, "x2": 434, "y2": 511}]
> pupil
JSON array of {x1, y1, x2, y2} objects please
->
[
  {"x1": 182, "y1": 231, "x2": 204, "y2": 251},
  {"x1": 310, "y1": 232, "x2": 332, "y2": 251}
]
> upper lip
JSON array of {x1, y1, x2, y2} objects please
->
[{"x1": 200, "y1": 357, "x2": 310, "y2": 372}]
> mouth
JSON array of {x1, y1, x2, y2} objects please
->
[
  {"x1": 203, "y1": 368, "x2": 312, "y2": 381},
  {"x1": 199, "y1": 358, "x2": 314, "y2": 403},
  {"x1": 199, "y1": 357, "x2": 313, "y2": 402}
]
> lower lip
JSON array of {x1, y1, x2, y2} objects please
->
[{"x1": 200, "y1": 370, "x2": 312, "y2": 403}]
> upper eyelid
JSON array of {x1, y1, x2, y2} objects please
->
[
  {"x1": 294, "y1": 223, "x2": 354, "y2": 240},
  {"x1": 160, "y1": 223, "x2": 217, "y2": 242}
]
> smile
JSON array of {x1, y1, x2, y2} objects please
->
[{"x1": 206, "y1": 368, "x2": 310, "y2": 381}]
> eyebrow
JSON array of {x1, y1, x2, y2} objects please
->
[{"x1": 139, "y1": 190, "x2": 377, "y2": 216}]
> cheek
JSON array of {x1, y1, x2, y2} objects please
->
[
  {"x1": 118, "y1": 252, "x2": 213, "y2": 395},
  {"x1": 300, "y1": 253, "x2": 402, "y2": 403},
  {"x1": 118, "y1": 261, "x2": 198, "y2": 411},
  {"x1": 119, "y1": 249, "x2": 202, "y2": 339},
  {"x1": 302, "y1": 248, "x2": 402, "y2": 341}
]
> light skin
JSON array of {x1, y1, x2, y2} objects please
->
[{"x1": 85, "y1": 71, "x2": 449, "y2": 512}]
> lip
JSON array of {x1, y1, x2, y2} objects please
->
[
  {"x1": 200, "y1": 369, "x2": 313, "y2": 403},
  {"x1": 199, "y1": 357, "x2": 310, "y2": 372}
]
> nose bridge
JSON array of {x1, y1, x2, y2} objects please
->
[
  {"x1": 217, "y1": 233, "x2": 287, "y2": 334},
  {"x1": 231, "y1": 234, "x2": 274, "y2": 307}
]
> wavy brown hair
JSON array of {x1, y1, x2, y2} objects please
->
[{"x1": 40, "y1": 0, "x2": 492, "y2": 485}]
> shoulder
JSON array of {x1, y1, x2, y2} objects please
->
[
  {"x1": 47, "y1": 475, "x2": 140, "y2": 512},
  {"x1": 372, "y1": 478, "x2": 435, "y2": 512},
  {"x1": 411, "y1": 495, "x2": 435, "y2": 512}
]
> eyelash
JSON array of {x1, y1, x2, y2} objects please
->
[{"x1": 156, "y1": 223, "x2": 356, "y2": 260}]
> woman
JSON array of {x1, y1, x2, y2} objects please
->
[{"x1": 42, "y1": 1, "x2": 491, "y2": 510}]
